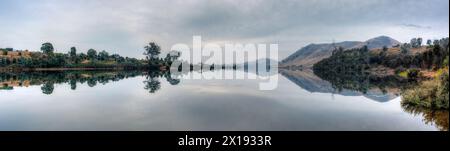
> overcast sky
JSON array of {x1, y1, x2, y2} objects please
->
[{"x1": 0, "y1": 0, "x2": 448, "y2": 59}]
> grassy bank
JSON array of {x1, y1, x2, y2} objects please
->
[{"x1": 402, "y1": 67, "x2": 449, "y2": 109}]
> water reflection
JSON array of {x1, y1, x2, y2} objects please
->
[
  {"x1": 0, "y1": 70, "x2": 179, "y2": 95},
  {"x1": 1, "y1": 69, "x2": 448, "y2": 131},
  {"x1": 280, "y1": 69, "x2": 403, "y2": 102},
  {"x1": 402, "y1": 104, "x2": 449, "y2": 131},
  {"x1": 279, "y1": 68, "x2": 448, "y2": 131}
]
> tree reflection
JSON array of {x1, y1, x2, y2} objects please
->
[
  {"x1": 1, "y1": 70, "x2": 182, "y2": 95},
  {"x1": 314, "y1": 68, "x2": 413, "y2": 94},
  {"x1": 402, "y1": 104, "x2": 449, "y2": 131},
  {"x1": 87, "y1": 79, "x2": 97, "y2": 87},
  {"x1": 70, "y1": 79, "x2": 77, "y2": 90},
  {"x1": 313, "y1": 68, "x2": 448, "y2": 131},
  {"x1": 144, "y1": 78, "x2": 161, "y2": 93},
  {"x1": 41, "y1": 82, "x2": 54, "y2": 95}
]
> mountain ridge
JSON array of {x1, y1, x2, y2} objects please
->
[{"x1": 281, "y1": 36, "x2": 401, "y2": 67}]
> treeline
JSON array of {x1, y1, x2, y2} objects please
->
[
  {"x1": 314, "y1": 37, "x2": 449, "y2": 77},
  {"x1": 313, "y1": 37, "x2": 449, "y2": 109},
  {"x1": 370, "y1": 37, "x2": 449, "y2": 70},
  {"x1": 0, "y1": 42, "x2": 181, "y2": 70},
  {"x1": 312, "y1": 45, "x2": 413, "y2": 93},
  {"x1": 1, "y1": 43, "x2": 143, "y2": 68},
  {"x1": 313, "y1": 45, "x2": 371, "y2": 75}
]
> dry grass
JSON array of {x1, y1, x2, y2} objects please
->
[{"x1": 371, "y1": 46, "x2": 429, "y2": 57}]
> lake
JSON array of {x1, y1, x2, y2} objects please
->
[{"x1": 0, "y1": 69, "x2": 447, "y2": 131}]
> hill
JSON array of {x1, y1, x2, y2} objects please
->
[{"x1": 280, "y1": 36, "x2": 400, "y2": 68}]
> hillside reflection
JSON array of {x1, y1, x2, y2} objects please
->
[
  {"x1": 280, "y1": 69, "x2": 405, "y2": 102},
  {"x1": 2, "y1": 69, "x2": 448, "y2": 131},
  {"x1": 280, "y1": 69, "x2": 448, "y2": 131}
]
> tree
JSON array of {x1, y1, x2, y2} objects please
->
[
  {"x1": 379, "y1": 46, "x2": 389, "y2": 62},
  {"x1": 144, "y1": 78, "x2": 161, "y2": 93},
  {"x1": 78, "y1": 53, "x2": 88, "y2": 61},
  {"x1": 382, "y1": 46, "x2": 388, "y2": 52},
  {"x1": 41, "y1": 82, "x2": 54, "y2": 95},
  {"x1": 87, "y1": 49, "x2": 97, "y2": 60},
  {"x1": 111, "y1": 54, "x2": 125, "y2": 63},
  {"x1": 70, "y1": 80, "x2": 77, "y2": 90},
  {"x1": 427, "y1": 39, "x2": 432, "y2": 46},
  {"x1": 87, "y1": 79, "x2": 97, "y2": 87},
  {"x1": 70, "y1": 47, "x2": 77, "y2": 58},
  {"x1": 3, "y1": 48, "x2": 13, "y2": 51},
  {"x1": 144, "y1": 42, "x2": 161, "y2": 61},
  {"x1": 410, "y1": 38, "x2": 423, "y2": 48},
  {"x1": 417, "y1": 38, "x2": 423, "y2": 47},
  {"x1": 98, "y1": 50, "x2": 109, "y2": 61},
  {"x1": 47, "y1": 53, "x2": 66, "y2": 67},
  {"x1": 41, "y1": 42, "x2": 54, "y2": 54},
  {"x1": 401, "y1": 43, "x2": 410, "y2": 54}
]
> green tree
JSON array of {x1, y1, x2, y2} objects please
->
[
  {"x1": 427, "y1": 39, "x2": 432, "y2": 46},
  {"x1": 69, "y1": 47, "x2": 78, "y2": 63},
  {"x1": 41, "y1": 82, "x2": 54, "y2": 95},
  {"x1": 417, "y1": 37, "x2": 423, "y2": 47},
  {"x1": 98, "y1": 50, "x2": 109, "y2": 61},
  {"x1": 401, "y1": 43, "x2": 410, "y2": 54},
  {"x1": 87, "y1": 79, "x2": 97, "y2": 87},
  {"x1": 382, "y1": 46, "x2": 388, "y2": 52},
  {"x1": 41, "y1": 42, "x2": 54, "y2": 54},
  {"x1": 87, "y1": 49, "x2": 97, "y2": 60},
  {"x1": 70, "y1": 47, "x2": 77, "y2": 58},
  {"x1": 70, "y1": 79, "x2": 77, "y2": 90},
  {"x1": 144, "y1": 42, "x2": 161, "y2": 61},
  {"x1": 144, "y1": 78, "x2": 161, "y2": 93}
]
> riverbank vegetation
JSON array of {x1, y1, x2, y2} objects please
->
[
  {"x1": 313, "y1": 37, "x2": 449, "y2": 110},
  {"x1": 402, "y1": 60, "x2": 449, "y2": 109},
  {"x1": 0, "y1": 42, "x2": 181, "y2": 71}
]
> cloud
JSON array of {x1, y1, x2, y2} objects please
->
[
  {"x1": 401, "y1": 24, "x2": 432, "y2": 29},
  {"x1": 0, "y1": 0, "x2": 448, "y2": 59}
]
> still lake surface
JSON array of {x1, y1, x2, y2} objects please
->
[{"x1": 0, "y1": 69, "x2": 447, "y2": 131}]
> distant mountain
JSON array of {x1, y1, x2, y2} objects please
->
[
  {"x1": 353, "y1": 36, "x2": 401, "y2": 49},
  {"x1": 280, "y1": 36, "x2": 400, "y2": 68}
]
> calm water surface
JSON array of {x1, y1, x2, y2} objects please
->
[{"x1": 0, "y1": 70, "x2": 447, "y2": 131}]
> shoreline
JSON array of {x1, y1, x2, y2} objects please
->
[
  {"x1": 0, "y1": 67, "x2": 143, "y2": 72},
  {"x1": 0, "y1": 65, "x2": 169, "y2": 72}
]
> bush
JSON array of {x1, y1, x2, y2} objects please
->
[
  {"x1": 407, "y1": 68, "x2": 420, "y2": 79},
  {"x1": 395, "y1": 67, "x2": 406, "y2": 74},
  {"x1": 402, "y1": 69, "x2": 449, "y2": 109}
]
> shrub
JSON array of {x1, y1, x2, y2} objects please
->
[
  {"x1": 407, "y1": 68, "x2": 420, "y2": 79},
  {"x1": 402, "y1": 69, "x2": 449, "y2": 109}
]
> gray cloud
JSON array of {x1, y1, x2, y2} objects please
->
[
  {"x1": 401, "y1": 24, "x2": 432, "y2": 29},
  {"x1": 0, "y1": 0, "x2": 448, "y2": 59}
]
